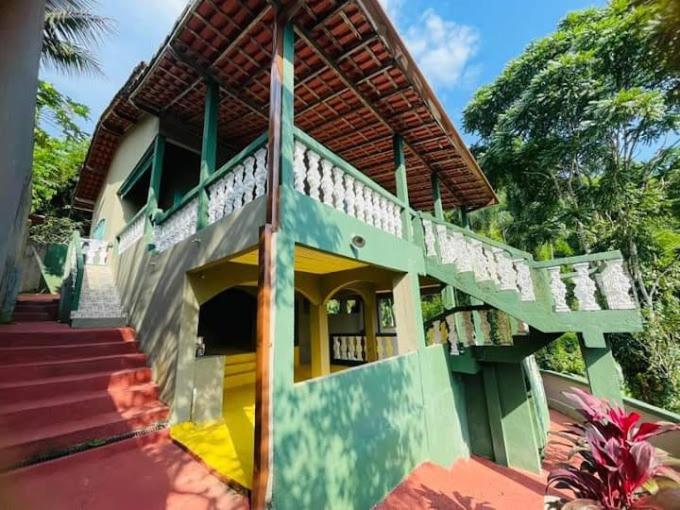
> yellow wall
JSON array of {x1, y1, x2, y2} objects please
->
[{"x1": 90, "y1": 114, "x2": 159, "y2": 242}]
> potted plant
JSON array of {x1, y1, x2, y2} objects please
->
[{"x1": 548, "y1": 388, "x2": 680, "y2": 509}]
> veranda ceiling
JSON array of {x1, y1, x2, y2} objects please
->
[{"x1": 74, "y1": 0, "x2": 497, "y2": 212}]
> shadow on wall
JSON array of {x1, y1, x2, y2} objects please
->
[{"x1": 274, "y1": 354, "x2": 428, "y2": 509}]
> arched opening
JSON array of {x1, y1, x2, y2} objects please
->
[{"x1": 197, "y1": 286, "x2": 257, "y2": 356}]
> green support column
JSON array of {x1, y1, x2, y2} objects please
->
[
  {"x1": 146, "y1": 135, "x2": 165, "y2": 247},
  {"x1": 579, "y1": 331, "x2": 623, "y2": 406},
  {"x1": 393, "y1": 134, "x2": 413, "y2": 241},
  {"x1": 431, "y1": 172, "x2": 444, "y2": 220},
  {"x1": 483, "y1": 363, "x2": 542, "y2": 473},
  {"x1": 197, "y1": 79, "x2": 219, "y2": 231}
]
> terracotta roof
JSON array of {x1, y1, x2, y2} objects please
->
[{"x1": 74, "y1": 0, "x2": 497, "y2": 212}]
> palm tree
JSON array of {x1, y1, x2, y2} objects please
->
[{"x1": 42, "y1": 0, "x2": 113, "y2": 74}]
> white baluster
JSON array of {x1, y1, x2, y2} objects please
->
[
  {"x1": 223, "y1": 172, "x2": 235, "y2": 216},
  {"x1": 423, "y1": 220, "x2": 437, "y2": 257},
  {"x1": 514, "y1": 259, "x2": 536, "y2": 301},
  {"x1": 495, "y1": 249, "x2": 518, "y2": 291},
  {"x1": 254, "y1": 148, "x2": 267, "y2": 198},
  {"x1": 461, "y1": 312, "x2": 475, "y2": 346},
  {"x1": 293, "y1": 141, "x2": 307, "y2": 193},
  {"x1": 433, "y1": 320, "x2": 442, "y2": 345},
  {"x1": 572, "y1": 263, "x2": 601, "y2": 311},
  {"x1": 232, "y1": 165, "x2": 245, "y2": 211},
  {"x1": 320, "y1": 159, "x2": 334, "y2": 206},
  {"x1": 333, "y1": 337, "x2": 341, "y2": 360},
  {"x1": 354, "y1": 181, "x2": 365, "y2": 222},
  {"x1": 393, "y1": 204, "x2": 403, "y2": 237},
  {"x1": 469, "y1": 240, "x2": 491, "y2": 282},
  {"x1": 364, "y1": 188, "x2": 375, "y2": 226},
  {"x1": 332, "y1": 167, "x2": 345, "y2": 212},
  {"x1": 376, "y1": 337, "x2": 385, "y2": 360},
  {"x1": 548, "y1": 267, "x2": 570, "y2": 312},
  {"x1": 483, "y1": 247, "x2": 500, "y2": 285},
  {"x1": 242, "y1": 156, "x2": 256, "y2": 205},
  {"x1": 451, "y1": 233, "x2": 473, "y2": 272},
  {"x1": 355, "y1": 337, "x2": 364, "y2": 361},
  {"x1": 445, "y1": 314, "x2": 458, "y2": 354},
  {"x1": 344, "y1": 174, "x2": 356, "y2": 217},
  {"x1": 478, "y1": 310, "x2": 492, "y2": 345},
  {"x1": 306, "y1": 151, "x2": 321, "y2": 201},
  {"x1": 600, "y1": 259, "x2": 636, "y2": 310},
  {"x1": 380, "y1": 196, "x2": 390, "y2": 232}
]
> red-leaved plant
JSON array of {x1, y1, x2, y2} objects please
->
[{"x1": 547, "y1": 388, "x2": 680, "y2": 509}]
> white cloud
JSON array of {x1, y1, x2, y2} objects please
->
[
  {"x1": 378, "y1": 0, "x2": 403, "y2": 21},
  {"x1": 403, "y1": 9, "x2": 480, "y2": 89}
]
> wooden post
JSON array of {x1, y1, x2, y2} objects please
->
[
  {"x1": 431, "y1": 172, "x2": 444, "y2": 221},
  {"x1": 393, "y1": 134, "x2": 413, "y2": 241},
  {"x1": 197, "y1": 79, "x2": 219, "y2": 231},
  {"x1": 146, "y1": 135, "x2": 165, "y2": 247},
  {"x1": 252, "y1": 14, "x2": 295, "y2": 510}
]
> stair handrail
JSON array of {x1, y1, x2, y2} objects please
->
[
  {"x1": 72, "y1": 231, "x2": 85, "y2": 313},
  {"x1": 58, "y1": 231, "x2": 85, "y2": 321}
]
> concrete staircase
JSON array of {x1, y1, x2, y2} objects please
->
[
  {"x1": 0, "y1": 300, "x2": 169, "y2": 471},
  {"x1": 71, "y1": 265, "x2": 127, "y2": 328},
  {"x1": 13, "y1": 295, "x2": 59, "y2": 322}
]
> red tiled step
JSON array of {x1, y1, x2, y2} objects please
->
[
  {"x1": 0, "y1": 403, "x2": 169, "y2": 469},
  {"x1": 0, "y1": 325, "x2": 136, "y2": 347},
  {"x1": 12, "y1": 312, "x2": 56, "y2": 322},
  {"x1": 13, "y1": 303, "x2": 58, "y2": 314},
  {"x1": 0, "y1": 383, "x2": 160, "y2": 429},
  {"x1": 0, "y1": 341, "x2": 141, "y2": 365},
  {"x1": 15, "y1": 294, "x2": 59, "y2": 304},
  {"x1": 0, "y1": 368, "x2": 153, "y2": 406},
  {"x1": 0, "y1": 353, "x2": 148, "y2": 383}
]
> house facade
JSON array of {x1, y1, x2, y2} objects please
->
[{"x1": 66, "y1": 1, "x2": 642, "y2": 507}]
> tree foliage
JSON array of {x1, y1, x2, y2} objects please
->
[
  {"x1": 42, "y1": 0, "x2": 113, "y2": 75},
  {"x1": 463, "y1": 1, "x2": 680, "y2": 411}
]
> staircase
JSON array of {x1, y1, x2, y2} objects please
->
[
  {"x1": 13, "y1": 295, "x2": 59, "y2": 322},
  {"x1": 71, "y1": 264, "x2": 127, "y2": 328},
  {"x1": 0, "y1": 299, "x2": 168, "y2": 471},
  {"x1": 419, "y1": 214, "x2": 642, "y2": 352}
]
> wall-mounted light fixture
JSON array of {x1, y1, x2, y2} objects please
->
[{"x1": 351, "y1": 235, "x2": 366, "y2": 249}]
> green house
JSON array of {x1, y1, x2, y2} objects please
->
[{"x1": 66, "y1": 0, "x2": 642, "y2": 507}]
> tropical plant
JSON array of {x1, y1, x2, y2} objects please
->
[
  {"x1": 548, "y1": 388, "x2": 680, "y2": 509},
  {"x1": 42, "y1": 0, "x2": 113, "y2": 74},
  {"x1": 463, "y1": 0, "x2": 680, "y2": 412}
]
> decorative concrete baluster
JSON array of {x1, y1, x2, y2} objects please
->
[
  {"x1": 572, "y1": 263, "x2": 601, "y2": 311},
  {"x1": 333, "y1": 337, "x2": 341, "y2": 360},
  {"x1": 376, "y1": 338, "x2": 385, "y2": 360},
  {"x1": 394, "y1": 204, "x2": 403, "y2": 238},
  {"x1": 346, "y1": 337, "x2": 356, "y2": 360},
  {"x1": 495, "y1": 249, "x2": 517, "y2": 291},
  {"x1": 355, "y1": 337, "x2": 364, "y2": 361},
  {"x1": 514, "y1": 259, "x2": 536, "y2": 301},
  {"x1": 461, "y1": 312, "x2": 475, "y2": 346},
  {"x1": 432, "y1": 320, "x2": 442, "y2": 345},
  {"x1": 242, "y1": 156, "x2": 256, "y2": 205},
  {"x1": 469, "y1": 240, "x2": 491, "y2": 282},
  {"x1": 320, "y1": 159, "x2": 334, "y2": 206},
  {"x1": 223, "y1": 172, "x2": 235, "y2": 216},
  {"x1": 344, "y1": 174, "x2": 356, "y2": 217},
  {"x1": 254, "y1": 148, "x2": 267, "y2": 199},
  {"x1": 354, "y1": 181, "x2": 365, "y2": 222},
  {"x1": 118, "y1": 215, "x2": 144, "y2": 254},
  {"x1": 478, "y1": 310, "x2": 492, "y2": 345},
  {"x1": 332, "y1": 167, "x2": 345, "y2": 212},
  {"x1": 600, "y1": 259, "x2": 636, "y2": 310},
  {"x1": 306, "y1": 150, "x2": 321, "y2": 201},
  {"x1": 422, "y1": 220, "x2": 436, "y2": 257},
  {"x1": 293, "y1": 141, "x2": 307, "y2": 194},
  {"x1": 437, "y1": 227, "x2": 450, "y2": 263},
  {"x1": 483, "y1": 247, "x2": 500, "y2": 285},
  {"x1": 449, "y1": 232, "x2": 471, "y2": 272},
  {"x1": 364, "y1": 187, "x2": 376, "y2": 227},
  {"x1": 445, "y1": 314, "x2": 459, "y2": 354},
  {"x1": 548, "y1": 267, "x2": 570, "y2": 312},
  {"x1": 207, "y1": 183, "x2": 218, "y2": 224},
  {"x1": 517, "y1": 320, "x2": 529, "y2": 335},
  {"x1": 232, "y1": 166, "x2": 245, "y2": 211}
]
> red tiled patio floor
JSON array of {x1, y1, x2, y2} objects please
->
[
  {"x1": 377, "y1": 410, "x2": 573, "y2": 510},
  {"x1": 0, "y1": 431, "x2": 249, "y2": 510}
]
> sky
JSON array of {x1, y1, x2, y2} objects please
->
[{"x1": 42, "y1": 0, "x2": 606, "y2": 144}]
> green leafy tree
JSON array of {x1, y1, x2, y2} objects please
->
[
  {"x1": 42, "y1": 0, "x2": 113, "y2": 74},
  {"x1": 463, "y1": 0, "x2": 680, "y2": 411}
]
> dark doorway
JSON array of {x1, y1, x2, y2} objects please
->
[{"x1": 198, "y1": 286, "x2": 256, "y2": 356}]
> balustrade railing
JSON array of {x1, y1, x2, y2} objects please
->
[
  {"x1": 294, "y1": 128, "x2": 404, "y2": 239},
  {"x1": 153, "y1": 195, "x2": 199, "y2": 253},
  {"x1": 117, "y1": 207, "x2": 146, "y2": 255},
  {"x1": 422, "y1": 214, "x2": 537, "y2": 302},
  {"x1": 330, "y1": 334, "x2": 399, "y2": 363},
  {"x1": 534, "y1": 252, "x2": 637, "y2": 312},
  {"x1": 422, "y1": 212, "x2": 637, "y2": 316},
  {"x1": 81, "y1": 238, "x2": 110, "y2": 265}
]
